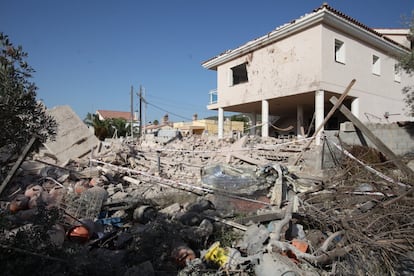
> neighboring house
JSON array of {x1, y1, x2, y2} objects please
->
[
  {"x1": 144, "y1": 114, "x2": 174, "y2": 134},
  {"x1": 202, "y1": 4, "x2": 414, "y2": 143},
  {"x1": 96, "y1": 110, "x2": 137, "y2": 122},
  {"x1": 96, "y1": 110, "x2": 139, "y2": 137},
  {"x1": 173, "y1": 113, "x2": 244, "y2": 136},
  {"x1": 144, "y1": 123, "x2": 174, "y2": 134}
]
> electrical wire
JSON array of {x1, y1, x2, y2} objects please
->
[{"x1": 145, "y1": 100, "x2": 192, "y2": 121}]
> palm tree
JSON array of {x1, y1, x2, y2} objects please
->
[
  {"x1": 107, "y1": 118, "x2": 128, "y2": 138},
  {"x1": 84, "y1": 113, "x2": 108, "y2": 140}
]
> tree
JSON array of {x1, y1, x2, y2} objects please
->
[
  {"x1": 83, "y1": 112, "x2": 99, "y2": 128},
  {"x1": 108, "y1": 118, "x2": 128, "y2": 138},
  {"x1": 0, "y1": 33, "x2": 57, "y2": 161},
  {"x1": 230, "y1": 114, "x2": 251, "y2": 132},
  {"x1": 84, "y1": 113, "x2": 129, "y2": 140},
  {"x1": 399, "y1": 12, "x2": 414, "y2": 115},
  {"x1": 84, "y1": 112, "x2": 109, "y2": 140}
]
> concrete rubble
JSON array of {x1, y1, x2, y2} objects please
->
[
  {"x1": 43, "y1": 105, "x2": 100, "y2": 165},
  {"x1": 1, "y1": 108, "x2": 414, "y2": 276}
]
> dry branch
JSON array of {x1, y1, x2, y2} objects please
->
[{"x1": 267, "y1": 240, "x2": 353, "y2": 265}]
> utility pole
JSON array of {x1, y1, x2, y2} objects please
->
[
  {"x1": 130, "y1": 85, "x2": 134, "y2": 139},
  {"x1": 142, "y1": 87, "x2": 146, "y2": 141},
  {"x1": 138, "y1": 85, "x2": 142, "y2": 137}
]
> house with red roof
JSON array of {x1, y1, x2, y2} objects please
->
[{"x1": 96, "y1": 110, "x2": 137, "y2": 121}]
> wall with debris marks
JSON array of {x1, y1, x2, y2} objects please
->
[{"x1": 216, "y1": 25, "x2": 322, "y2": 106}]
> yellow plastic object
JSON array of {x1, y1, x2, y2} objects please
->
[{"x1": 204, "y1": 241, "x2": 229, "y2": 267}]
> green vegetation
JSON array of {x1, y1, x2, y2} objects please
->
[
  {"x1": 84, "y1": 112, "x2": 130, "y2": 140},
  {"x1": 399, "y1": 12, "x2": 414, "y2": 116},
  {"x1": 0, "y1": 33, "x2": 57, "y2": 177}
]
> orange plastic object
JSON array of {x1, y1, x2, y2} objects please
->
[
  {"x1": 292, "y1": 239, "x2": 308, "y2": 253},
  {"x1": 281, "y1": 239, "x2": 309, "y2": 264},
  {"x1": 67, "y1": 225, "x2": 90, "y2": 243}
]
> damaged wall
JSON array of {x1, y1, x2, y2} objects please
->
[
  {"x1": 324, "y1": 122, "x2": 414, "y2": 161},
  {"x1": 216, "y1": 25, "x2": 322, "y2": 107}
]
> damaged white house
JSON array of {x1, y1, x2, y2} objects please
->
[{"x1": 202, "y1": 4, "x2": 414, "y2": 143}]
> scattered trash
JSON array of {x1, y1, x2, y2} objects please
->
[
  {"x1": 0, "y1": 127, "x2": 413, "y2": 275},
  {"x1": 203, "y1": 241, "x2": 242, "y2": 270}
]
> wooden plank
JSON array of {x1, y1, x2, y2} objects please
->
[
  {"x1": 234, "y1": 211, "x2": 285, "y2": 225},
  {"x1": 205, "y1": 215, "x2": 248, "y2": 231},
  {"x1": 293, "y1": 79, "x2": 356, "y2": 165},
  {"x1": 0, "y1": 137, "x2": 36, "y2": 196},
  {"x1": 330, "y1": 96, "x2": 414, "y2": 177},
  {"x1": 230, "y1": 152, "x2": 267, "y2": 166}
]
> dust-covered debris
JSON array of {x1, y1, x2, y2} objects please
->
[{"x1": 0, "y1": 131, "x2": 413, "y2": 275}]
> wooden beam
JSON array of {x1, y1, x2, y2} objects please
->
[
  {"x1": 330, "y1": 96, "x2": 414, "y2": 177},
  {"x1": 293, "y1": 79, "x2": 356, "y2": 165},
  {"x1": 234, "y1": 211, "x2": 285, "y2": 225},
  {"x1": 0, "y1": 137, "x2": 37, "y2": 196},
  {"x1": 205, "y1": 215, "x2": 248, "y2": 231}
]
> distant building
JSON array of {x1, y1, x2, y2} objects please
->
[
  {"x1": 173, "y1": 113, "x2": 244, "y2": 136},
  {"x1": 202, "y1": 3, "x2": 414, "y2": 143},
  {"x1": 96, "y1": 110, "x2": 139, "y2": 138},
  {"x1": 96, "y1": 110, "x2": 137, "y2": 121},
  {"x1": 144, "y1": 114, "x2": 174, "y2": 134}
]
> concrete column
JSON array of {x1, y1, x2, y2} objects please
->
[
  {"x1": 315, "y1": 90, "x2": 324, "y2": 145},
  {"x1": 242, "y1": 113, "x2": 254, "y2": 135},
  {"x1": 261, "y1": 100, "x2": 269, "y2": 137},
  {"x1": 297, "y1": 104, "x2": 304, "y2": 137},
  {"x1": 218, "y1": 107, "x2": 224, "y2": 139},
  {"x1": 351, "y1": 98, "x2": 360, "y2": 119},
  {"x1": 251, "y1": 114, "x2": 257, "y2": 135}
]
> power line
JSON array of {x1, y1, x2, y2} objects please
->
[
  {"x1": 145, "y1": 94, "x2": 205, "y2": 112},
  {"x1": 145, "y1": 101, "x2": 192, "y2": 121}
]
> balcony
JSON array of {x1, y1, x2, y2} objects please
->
[{"x1": 208, "y1": 89, "x2": 217, "y2": 104}]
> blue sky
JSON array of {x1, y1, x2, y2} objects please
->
[{"x1": 1, "y1": 0, "x2": 413, "y2": 123}]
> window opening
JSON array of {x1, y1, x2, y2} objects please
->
[
  {"x1": 231, "y1": 63, "x2": 248, "y2": 85},
  {"x1": 394, "y1": 63, "x2": 401, "y2": 83},
  {"x1": 372, "y1": 55, "x2": 380, "y2": 75},
  {"x1": 334, "y1": 39, "x2": 345, "y2": 63}
]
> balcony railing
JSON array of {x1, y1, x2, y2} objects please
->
[{"x1": 208, "y1": 89, "x2": 217, "y2": 104}]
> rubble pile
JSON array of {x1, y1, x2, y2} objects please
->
[{"x1": 1, "y1": 133, "x2": 413, "y2": 275}]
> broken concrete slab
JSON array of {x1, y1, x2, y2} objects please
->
[
  {"x1": 42, "y1": 105, "x2": 100, "y2": 164},
  {"x1": 2, "y1": 129, "x2": 413, "y2": 276}
]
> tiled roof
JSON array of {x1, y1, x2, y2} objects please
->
[{"x1": 96, "y1": 110, "x2": 135, "y2": 121}]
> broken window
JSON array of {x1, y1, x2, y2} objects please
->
[
  {"x1": 231, "y1": 63, "x2": 248, "y2": 85},
  {"x1": 334, "y1": 39, "x2": 345, "y2": 64},
  {"x1": 372, "y1": 55, "x2": 380, "y2": 76}
]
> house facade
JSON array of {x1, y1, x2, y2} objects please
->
[
  {"x1": 202, "y1": 4, "x2": 413, "y2": 143},
  {"x1": 173, "y1": 118, "x2": 244, "y2": 136}
]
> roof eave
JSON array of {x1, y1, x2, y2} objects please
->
[
  {"x1": 202, "y1": 10, "x2": 326, "y2": 70},
  {"x1": 323, "y1": 12, "x2": 410, "y2": 56},
  {"x1": 202, "y1": 8, "x2": 409, "y2": 70}
]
